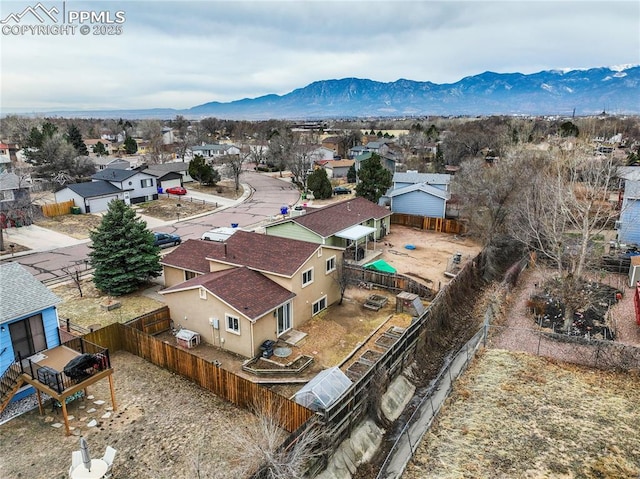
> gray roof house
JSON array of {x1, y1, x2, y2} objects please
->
[
  {"x1": 380, "y1": 171, "x2": 452, "y2": 218},
  {"x1": 54, "y1": 181, "x2": 124, "y2": 214}
]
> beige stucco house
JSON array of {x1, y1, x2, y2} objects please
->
[{"x1": 159, "y1": 231, "x2": 343, "y2": 358}]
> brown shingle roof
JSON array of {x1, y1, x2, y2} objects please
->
[
  {"x1": 206, "y1": 230, "x2": 320, "y2": 276},
  {"x1": 291, "y1": 197, "x2": 391, "y2": 237},
  {"x1": 160, "y1": 231, "x2": 320, "y2": 277},
  {"x1": 161, "y1": 267, "x2": 295, "y2": 320},
  {"x1": 160, "y1": 239, "x2": 223, "y2": 273}
]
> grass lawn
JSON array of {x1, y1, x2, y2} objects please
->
[{"x1": 404, "y1": 348, "x2": 640, "y2": 479}]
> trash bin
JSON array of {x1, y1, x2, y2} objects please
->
[{"x1": 71, "y1": 206, "x2": 81, "y2": 215}]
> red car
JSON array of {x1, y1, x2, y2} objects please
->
[{"x1": 165, "y1": 186, "x2": 187, "y2": 195}]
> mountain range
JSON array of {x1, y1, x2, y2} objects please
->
[{"x1": 21, "y1": 66, "x2": 640, "y2": 120}]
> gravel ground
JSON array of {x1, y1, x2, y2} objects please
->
[{"x1": 0, "y1": 352, "x2": 255, "y2": 479}]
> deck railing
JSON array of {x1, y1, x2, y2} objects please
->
[{"x1": 17, "y1": 339, "x2": 111, "y2": 394}]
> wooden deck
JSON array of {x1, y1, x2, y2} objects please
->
[{"x1": 18, "y1": 342, "x2": 117, "y2": 436}]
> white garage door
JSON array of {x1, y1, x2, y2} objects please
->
[
  {"x1": 161, "y1": 179, "x2": 182, "y2": 190},
  {"x1": 88, "y1": 195, "x2": 120, "y2": 213}
]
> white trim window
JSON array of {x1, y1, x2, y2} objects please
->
[
  {"x1": 226, "y1": 314, "x2": 240, "y2": 334},
  {"x1": 199, "y1": 287, "x2": 207, "y2": 300},
  {"x1": 326, "y1": 256, "x2": 336, "y2": 274},
  {"x1": 140, "y1": 178, "x2": 154, "y2": 187},
  {"x1": 312, "y1": 296, "x2": 327, "y2": 315},
  {"x1": 302, "y1": 268, "x2": 314, "y2": 287}
]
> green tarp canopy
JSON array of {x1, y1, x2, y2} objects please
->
[{"x1": 363, "y1": 259, "x2": 397, "y2": 274}]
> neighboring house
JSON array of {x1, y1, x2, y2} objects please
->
[
  {"x1": 617, "y1": 179, "x2": 640, "y2": 245},
  {"x1": 140, "y1": 162, "x2": 193, "y2": 189},
  {"x1": 91, "y1": 157, "x2": 130, "y2": 171},
  {"x1": 190, "y1": 144, "x2": 241, "y2": 159},
  {"x1": 0, "y1": 143, "x2": 18, "y2": 171},
  {"x1": 311, "y1": 146, "x2": 336, "y2": 161},
  {"x1": 159, "y1": 231, "x2": 343, "y2": 358},
  {"x1": 321, "y1": 136, "x2": 340, "y2": 155},
  {"x1": 84, "y1": 139, "x2": 115, "y2": 157},
  {"x1": 325, "y1": 159, "x2": 355, "y2": 179},
  {"x1": 265, "y1": 196, "x2": 392, "y2": 247},
  {"x1": 380, "y1": 171, "x2": 452, "y2": 218},
  {"x1": 354, "y1": 151, "x2": 397, "y2": 175},
  {"x1": 91, "y1": 168, "x2": 159, "y2": 205},
  {"x1": 162, "y1": 127, "x2": 176, "y2": 145},
  {"x1": 391, "y1": 172, "x2": 451, "y2": 192},
  {"x1": 0, "y1": 171, "x2": 32, "y2": 226},
  {"x1": 0, "y1": 262, "x2": 62, "y2": 403},
  {"x1": 54, "y1": 181, "x2": 124, "y2": 214}
]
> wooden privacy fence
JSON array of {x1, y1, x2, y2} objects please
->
[
  {"x1": 125, "y1": 306, "x2": 171, "y2": 335},
  {"x1": 391, "y1": 213, "x2": 466, "y2": 234},
  {"x1": 42, "y1": 200, "x2": 74, "y2": 217},
  {"x1": 345, "y1": 263, "x2": 435, "y2": 299},
  {"x1": 82, "y1": 322, "x2": 313, "y2": 433}
]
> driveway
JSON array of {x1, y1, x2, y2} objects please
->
[{"x1": 3, "y1": 171, "x2": 300, "y2": 282}]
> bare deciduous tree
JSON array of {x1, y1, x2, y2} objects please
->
[{"x1": 228, "y1": 402, "x2": 326, "y2": 479}]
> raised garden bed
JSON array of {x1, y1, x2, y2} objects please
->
[
  {"x1": 375, "y1": 333, "x2": 400, "y2": 350},
  {"x1": 345, "y1": 360, "x2": 371, "y2": 381},
  {"x1": 242, "y1": 354, "x2": 314, "y2": 376},
  {"x1": 364, "y1": 294, "x2": 389, "y2": 311}
]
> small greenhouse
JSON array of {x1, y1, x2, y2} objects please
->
[{"x1": 294, "y1": 366, "x2": 352, "y2": 412}]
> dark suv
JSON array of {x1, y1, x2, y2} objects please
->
[{"x1": 153, "y1": 232, "x2": 181, "y2": 248}]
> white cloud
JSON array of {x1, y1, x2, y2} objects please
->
[{"x1": 1, "y1": 0, "x2": 638, "y2": 112}]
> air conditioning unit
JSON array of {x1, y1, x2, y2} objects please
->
[{"x1": 614, "y1": 221, "x2": 623, "y2": 229}]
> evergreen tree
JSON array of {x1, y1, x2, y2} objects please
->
[
  {"x1": 124, "y1": 135, "x2": 138, "y2": 154},
  {"x1": 347, "y1": 164, "x2": 357, "y2": 183},
  {"x1": 355, "y1": 154, "x2": 392, "y2": 203},
  {"x1": 307, "y1": 168, "x2": 332, "y2": 199},
  {"x1": 89, "y1": 200, "x2": 161, "y2": 296},
  {"x1": 93, "y1": 141, "x2": 108, "y2": 156},
  {"x1": 188, "y1": 154, "x2": 219, "y2": 185},
  {"x1": 66, "y1": 124, "x2": 88, "y2": 156}
]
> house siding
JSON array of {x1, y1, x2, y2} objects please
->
[
  {"x1": 619, "y1": 198, "x2": 640, "y2": 244},
  {"x1": 1, "y1": 306, "x2": 60, "y2": 380},
  {"x1": 392, "y1": 191, "x2": 446, "y2": 218},
  {"x1": 265, "y1": 222, "x2": 324, "y2": 244}
]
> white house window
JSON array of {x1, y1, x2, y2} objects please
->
[
  {"x1": 312, "y1": 296, "x2": 327, "y2": 316},
  {"x1": 226, "y1": 315, "x2": 240, "y2": 334},
  {"x1": 0, "y1": 190, "x2": 15, "y2": 202},
  {"x1": 141, "y1": 178, "x2": 154, "y2": 187},
  {"x1": 185, "y1": 271, "x2": 197, "y2": 281},
  {"x1": 302, "y1": 268, "x2": 314, "y2": 287},
  {"x1": 199, "y1": 287, "x2": 207, "y2": 300},
  {"x1": 317, "y1": 248, "x2": 323, "y2": 258},
  {"x1": 326, "y1": 256, "x2": 336, "y2": 274}
]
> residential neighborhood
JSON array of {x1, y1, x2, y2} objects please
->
[{"x1": 1, "y1": 113, "x2": 640, "y2": 479}]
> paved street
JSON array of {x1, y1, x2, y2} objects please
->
[{"x1": 1, "y1": 171, "x2": 300, "y2": 282}]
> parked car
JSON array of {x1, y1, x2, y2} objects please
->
[
  {"x1": 333, "y1": 186, "x2": 352, "y2": 195},
  {"x1": 166, "y1": 186, "x2": 187, "y2": 195},
  {"x1": 153, "y1": 232, "x2": 182, "y2": 247}
]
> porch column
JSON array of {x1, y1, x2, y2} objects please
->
[
  {"x1": 108, "y1": 374, "x2": 117, "y2": 412},
  {"x1": 36, "y1": 389, "x2": 43, "y2": 415},
  {"x1": 61, "y1": 400, "x2": 70, "y2": 436}
]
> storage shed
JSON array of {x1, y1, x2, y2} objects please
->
[
  {"x1": 294, "y1": 366, "x2": 352, "y2": 412},
  {"x1": 629, "y1": 255, "x2": 640, "y2": 287}
]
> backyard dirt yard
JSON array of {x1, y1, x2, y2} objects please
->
[
  {"x1": 403, "y1": 348, "x2": 640, "y2": 479},
  {"x1": 0, "y1": 352, "x2": 257, "y2": 479},
  {"x1": 375, "y1": 225, "x2": 482, "y2": 288}
]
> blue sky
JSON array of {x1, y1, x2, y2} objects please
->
[{"x1": 1, "y1": 0, "x2": 638, "y2": 112}]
